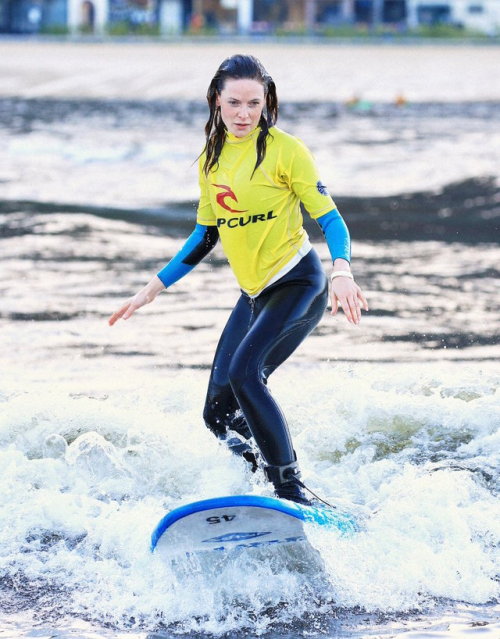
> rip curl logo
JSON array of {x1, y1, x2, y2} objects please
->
[
  {"x1": 213, "y1": 184, "x2": 248, "y2": 213},
  {"x1": 316, "y1": 181, "x2": 329, "y2": 196},
  {"x1": 217, "y1": 211, "x2": 277, "y2": 228}
]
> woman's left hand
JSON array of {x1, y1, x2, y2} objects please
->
[{"x1": 330, "y1": 277, "x2": 368, "y2": 325}]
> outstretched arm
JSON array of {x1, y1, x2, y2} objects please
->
[
  {"x1": 316, "y1": 208, "x2": 351, "y2": 264},
  {"x1": 156, "y1": 223, "x2": 219, "y2": 287},
  {"x1": 108, "y1": 224, "x2": 219, "y2": 326},
  {"x1": 316, "y1": 209, "x2": 368, "y2": 325}
]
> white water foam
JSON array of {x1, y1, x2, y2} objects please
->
[{"x1": 0, "y1": 362, "x2": 498, "y2": 635}]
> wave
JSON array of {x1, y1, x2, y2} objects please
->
[
  {"x1": 1, "y1": 177, "x2": 498, "y2": 242},
  {"x1": 0, "y1": 364, "x2": 498, "y2": 635},
  {"x1": 1, "y1": 97, "x2": 500, "y2": 132}
]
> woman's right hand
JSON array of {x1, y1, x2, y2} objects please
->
[{"x1": 108, "y1": 276, "x2": 165, "y2": 326}]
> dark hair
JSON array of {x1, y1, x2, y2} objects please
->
[{"x1": 202, "y1": 54, "x2": 278, "y2": 176}]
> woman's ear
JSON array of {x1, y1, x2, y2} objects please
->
[{"x1": 215, "y1": 94, "x2": 221, "y2": 107}]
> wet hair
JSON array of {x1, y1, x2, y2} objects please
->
[{"x1": 202, "y1": 54, "x2": 278, "y2": 176}]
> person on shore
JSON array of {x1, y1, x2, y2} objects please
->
[{"x1": 109, "y1": 54, "x2": 368, "y2": 505}]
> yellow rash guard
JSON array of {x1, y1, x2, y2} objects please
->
[{"x1": 196, "y1": 126, "x2": 336, "y2": 297}]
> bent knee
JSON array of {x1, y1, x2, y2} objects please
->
[
  {"x1": 228, "y1": 357, "x2": 243, "y2": 394},
  {"x1": 203, "y1": 401, "x2": 226, "y2": 438},
  {"x1": 228, "y1": 354, "x2": 261, "y2": 396}
]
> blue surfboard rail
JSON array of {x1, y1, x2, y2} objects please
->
[{"x1": 151, "y1": 494, "x2": 359, "y2": 552}]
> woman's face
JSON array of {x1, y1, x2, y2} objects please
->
[{"x1": 216, "y1": 78, "x2": 265, "y2": 138}]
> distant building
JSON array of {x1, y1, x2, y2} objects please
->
[
  {"x1": 67, "y1": 0, "x2": 109, "y2": 33},
  {"x1": 406, "y1": 0, "x2": 500, "y2": 34},
  {"x1": 0, "y1": 0, "x2": 498, "y2": 35},
  {"x1": 0, "y1": 0, "x2": 68, "y2": 33},
  {"x1": 161, "y1": 0, "x2": 408, "y2": 34}
]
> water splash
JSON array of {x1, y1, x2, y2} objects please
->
[{"x1": 0, "y1": 364, "x2": 498, "y2": 635}]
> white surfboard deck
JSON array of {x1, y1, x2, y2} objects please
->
[{"x1": 151, "y1": 494, "x2": 358, "y2": 555}]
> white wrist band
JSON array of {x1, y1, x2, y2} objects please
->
[{"x1": 330, "y1": 270, "x2": 354, "y2": 281}]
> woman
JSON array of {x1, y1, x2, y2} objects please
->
[{"x1": 109, "y1": 54, "x2": 368, "y2": 506}]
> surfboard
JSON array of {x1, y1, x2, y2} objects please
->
[{"x1": 151, "y1": 494, "x2": 358, "y2": 555}]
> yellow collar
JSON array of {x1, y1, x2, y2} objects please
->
[{"x1": 226, "y1": 127, "x2": 260, "y2": 144}]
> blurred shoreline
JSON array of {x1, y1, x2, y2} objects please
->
[
  {"x1": 2, "y1": 40, "x2": 500, "y2": 102},
  {"x1": 3, "y1": 33, "x2": 500, "y2": 43}
]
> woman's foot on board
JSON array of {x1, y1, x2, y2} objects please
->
[
  {"x1": 275, "y1": 477, "x2": 313, "y2": 506},
  {"x1": 264, "y1": 460, "x2": 313, "y2": 506}
]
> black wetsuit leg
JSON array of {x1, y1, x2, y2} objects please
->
[
  {"x1": 203, "y1": 248, "x2": 328, "y2": 467},
  {"x1": 203, "y1": 296, "x2": 254, "y2": 441}
]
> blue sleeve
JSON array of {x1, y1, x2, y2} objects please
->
[
  {"x1": 157, "y1": 223, "x2": 219, "y2": 288},
  {"x1": 316, "y1": 208, "x2": 351, "y2": 263}
]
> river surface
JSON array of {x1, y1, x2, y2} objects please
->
[{"x1": 0, "y1": 43, "x2": 499, "y2": 639}]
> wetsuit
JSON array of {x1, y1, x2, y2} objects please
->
[{"x1": 157, "y1": 126, "x2": 350, "y2": 472}]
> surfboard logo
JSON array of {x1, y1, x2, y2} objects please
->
[
  {"x1": 213, "y1": 184, "x2": 248, "y2": 213},
  {"x1": 202, "y1": 531, "x2": 271, "y2": 543}
]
